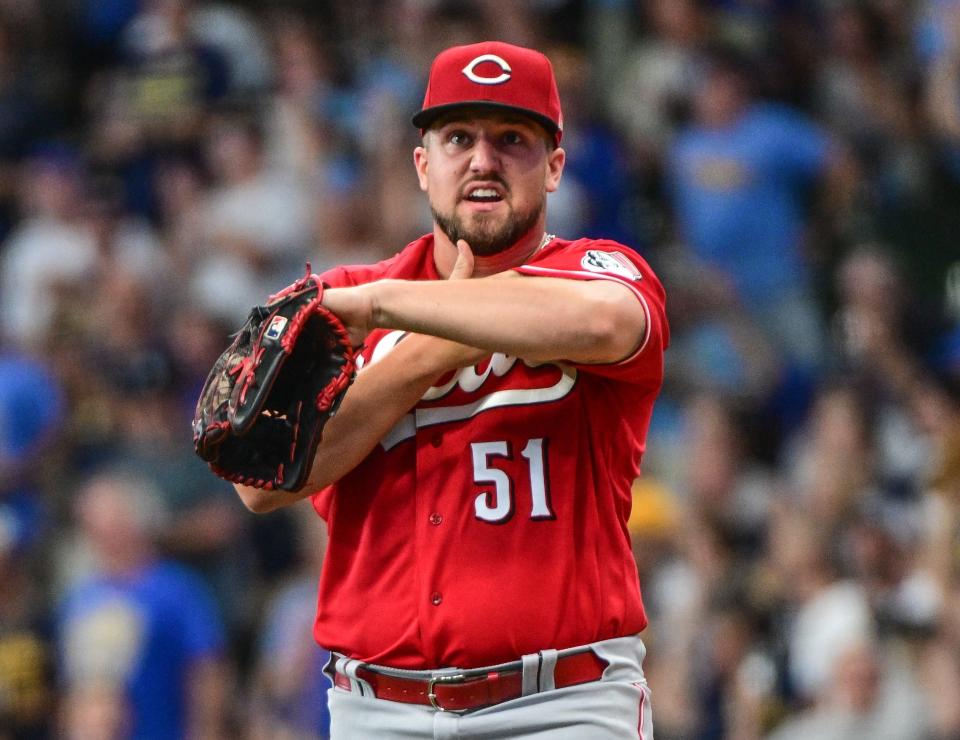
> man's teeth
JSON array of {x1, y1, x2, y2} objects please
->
[{"x1": 467, "y1": 188, "x2": 501, "y2": 201}]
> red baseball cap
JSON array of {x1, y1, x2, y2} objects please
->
[{"x1": 412, "y1": 41, "x2": 563, "y2": 144}]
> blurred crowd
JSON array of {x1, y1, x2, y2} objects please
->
[{"x1": 0, "y1": 0, "x2": 959, "y2": 738}]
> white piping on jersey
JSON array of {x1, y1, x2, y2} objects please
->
[{"x1": 380, "y1": 364, "x2": 577, "y2": 451}]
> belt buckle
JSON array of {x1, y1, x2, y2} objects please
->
[{"x1": 427, "y1": 673, "x2": 467, "y2": 712}]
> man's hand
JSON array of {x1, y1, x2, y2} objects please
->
[
  {"x1": 449, "y1": 239, "x2": 475, "y2": 279},
  {"x1": 323, "y1": 239, "x2": 476, "y2": 347}
]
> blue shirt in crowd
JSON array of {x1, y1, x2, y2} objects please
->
[
  {"x1": 0, "y1": 351, "x2": 63, "y2": 470},
  {"x1": 58, "y1": 560, "x2": 226, "y2": 740},
  {"x1": 0, "y1": 351, "x2": 64, "y2": 553},
  {"x1": 667, "y1": 103, "x2": 830, "y2": 309}
]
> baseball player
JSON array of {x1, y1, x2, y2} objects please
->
[{"x1": 235, "y1": 41, "x2": 668, "y2": 739}]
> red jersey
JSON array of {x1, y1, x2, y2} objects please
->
[{"x1": 311, "y1": 234, "x2": 669, "y2": 669}]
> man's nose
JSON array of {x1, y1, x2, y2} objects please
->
[{"x1": 469, "y1": 136, "x2": 501, "y2": 173}]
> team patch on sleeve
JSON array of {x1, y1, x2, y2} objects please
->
[{"x1": 580, "y1": 250, "x2": 642, "y2": 281}]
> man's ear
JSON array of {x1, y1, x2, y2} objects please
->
[
  {"x1": 545, "y1": 146, "x2": 565, "y2": 193},
  {"x1": 413, "y1": 144, "x2": 429, "y2": 192}
]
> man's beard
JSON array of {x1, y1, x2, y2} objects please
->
[{"x1": 431, "y1": 196, "x2": 544, "y2": 256}]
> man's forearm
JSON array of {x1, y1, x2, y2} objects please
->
[
  {"x1": 299, "y1": 335, "x2": 472, "y2": 491},
  {"x1": 334, "y1": 273, "x2": 646, "y2": 364},
  {"x1": 234, "y1": 334, "x2": 484, "y2": 512}
]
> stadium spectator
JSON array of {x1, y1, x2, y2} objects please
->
[
  {"x1": 56, "y1": 468, "x2": 230, "y2": 740},
  {"x1": 85, "y1": 0, "x2": 231, "y2": 217},
  {"x1": 247, "y1": 508, "x2": 331, "y2": 740},
  {"x1": 191, "y1": 109, "x2": 313, "y2": 323},
  {"x1": 660, "y1": 249, "x2": 782, "y2": 403},
  {"x1": 814, "y1": 3, "x2": 922, "y2": 206},
  {"x1": 189, "y1": 1, "x2": 272, "y2": 96},
  {"x1": 916, "y1": 585, "x2": 960, "y2": 739},
  {"x1": 666, "y1": 46, "x2": 857, "y2": 371},
  {"x1": 0, "y1": 481, "x2": 55, "y2": 738},
  {"x1": 0, "y1": 146, "x2": 97, "y2": 349},
  {"x1": 0, "y1": 344, "x2": 64, "y2": 542},
  {"x1": 261, "y1": 13, "x2": 336, "y2": 181},
  {"x1": 606, "y1": 0, "x2": 711, "y2": 163},
  {"x1": 548, "y1": 41, "x2": 636, "y2": 245},
  {"x1": 781, "y1": 380, "x2": 876, "y2": 524},
  {"x1": 766, "y1": 639, "x2": 931, "y2": 740},
  {"x1": 827, "y1": 246, "x2": 949, "y2": 491},
  {"x1": 0, "y1": 15, "x2": 60, "y2": 241},
  {"x1": 925, "y1": 0, "x2": 960, "y2": 183}
]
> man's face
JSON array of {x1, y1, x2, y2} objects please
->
[
  {"x1": 694, "y1": 68, "x2": 747, "y2": 128},
  {"x1": 414, "y1": 109, "x2": 565, "y2": 255}
]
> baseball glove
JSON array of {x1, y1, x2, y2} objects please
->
[{"x1": 192, "y1": 268, "x2": 357, "y2": 491}]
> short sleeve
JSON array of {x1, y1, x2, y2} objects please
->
[
  {"x1": 512, "y1": 239, "x2": 669, "y2": 384},
  {"x1": 318, "y1": 264, "x2": 368, "y2": 289}
]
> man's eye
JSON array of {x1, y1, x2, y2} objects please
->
[
  {"x1": 449, "y1": 132, "x2": 471, "y2": 146},
  {"x1": 503, "y1": 132, "x2": 525, "y2": 146}
]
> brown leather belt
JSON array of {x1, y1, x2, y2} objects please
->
[{"x1": 332, "y1": 650, "x2": 609, "y2": 712}]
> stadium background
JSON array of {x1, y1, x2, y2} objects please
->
[{"x1": 1, "y1": 0, "x2": 959, "y2": 738}]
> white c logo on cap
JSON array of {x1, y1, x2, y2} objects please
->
[{"x1": 462, "y1": 54, "x2": 512, "y2": 85}]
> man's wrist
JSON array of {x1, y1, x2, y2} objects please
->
[
  {"x1": 363, "y1": 280, "x2": 387, "y2": 330},
  {"x1": 385, "y1": 333, "x2": 484, "y2": 377}
]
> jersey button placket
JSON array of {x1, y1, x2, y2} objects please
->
[
  {"x1": 430, "y1": 592, "x2": 443, "y2": 606},
  {"x1": 428, "y1": 512, "x2": 443, "y2": 526}
]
